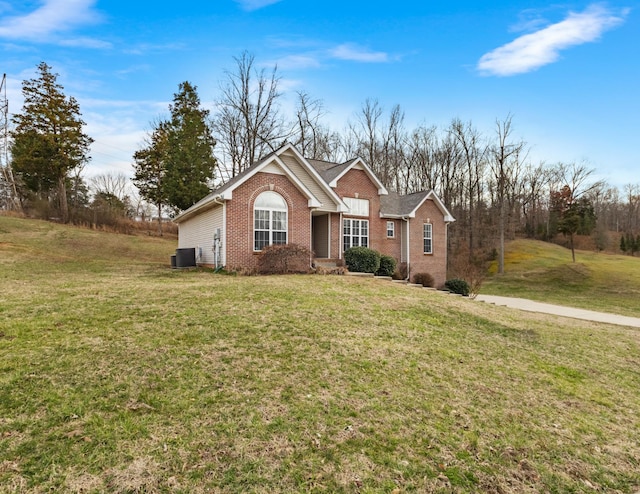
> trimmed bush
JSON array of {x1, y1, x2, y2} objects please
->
[
  {"x1": 344, "y1": 246, "x2": 381, "y2": 274},
  {"x1": 445, "y1": 278, "x2": 470, "y2": 296},
  {"x1": 413, "y1": 272, "x2": 434, "y2": 287},
  {"x1": 376, "y1": 255, "x2": 397, "y2": 277},
  {"x1": 257, "y1": 244, "x2": 312, "y2": 274}
]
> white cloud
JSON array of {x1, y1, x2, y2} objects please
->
[
  {"x1": 330, "y1": 43, "x2": 389, "y2": 63},
  {"x1": 59, "y1": 37, "x2": 112, "y2": 49},
  {"x1": 477, "y1": 4, "x2": 627, "y2": 76},
  {"x1": 0, "y1": 0, "x2": 102, "y2": 42},
  {"x1": 235, "y1": 0, "x2": 283, "y2": 12},
  {"x1": 272, "y1": 54, "x2": 322, "y2": 70}
]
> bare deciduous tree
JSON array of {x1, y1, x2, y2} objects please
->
[
  {"x1": 213, "y1": 51, "x2": 288, "y2": 180},
  {"x1": 490, "y1": 115, "x2": 526, "y2": 274}
]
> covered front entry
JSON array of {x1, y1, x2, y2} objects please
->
[{"x1": 311, "y1": 213, "x2": 331, "y2": 258}]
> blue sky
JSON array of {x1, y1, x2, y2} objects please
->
[{"x1": 1, "y1": 0, "x2": 637, "y2": 188}]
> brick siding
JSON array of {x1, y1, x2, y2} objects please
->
[{"x1": 225, "y1": 172, "x2": 312, "y2": 271}]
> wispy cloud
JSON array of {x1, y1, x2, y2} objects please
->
[
  {"x1": 0, "y1": 0, "x2": 103, "y2": 43},
  {"x1": 123, "y1": 42, "x2": 186, "y2": 56},
  {"x1": 272, "y1": 54, "x2": 322, "y2": 70},
  {"x1": 235, "y1": 0, "x2": 283, "y2": 12},
  {"x1": 477, "y1": 4, "x2": 628, "y2": 76},
  {"x1": 59, "y1": 37, "x2": 112, "y2": 49},
  {"x1": 329, "y1": 43, "x2": 389, "y2": 63}
]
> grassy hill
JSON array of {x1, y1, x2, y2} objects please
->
[
  {"x1": 481, "y1": 239, "x2": 640, "y2": 318},
  {"x1": 1, "y1": 217, "x2": 640, "y2": 493}
]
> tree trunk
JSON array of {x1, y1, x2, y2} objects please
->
[
  {"x1": 156, "y1": 201, "x2": 163, "y2": 236},
  {"x1": 570, "y1": 233, "x2": 576, "y2": 262},
  {"x1": 58, "y1": 176, "x2": 69, "y2": 223},
  {"x1": 499, "y1": 199, "x2": 505, "y2": 274}
]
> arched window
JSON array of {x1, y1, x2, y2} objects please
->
[{"x1": 254, "y1": 191, "x2": 288, "y2": 251}]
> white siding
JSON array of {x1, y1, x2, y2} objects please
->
[
  {"x1": 280, "y1": 151, "x2": 337, "y2": 212},
  {"x1": 178, "y1": 204, "x2": 225, "y2": 266},
  {"x1": 262, "y1": 162, "x2": 285, "y2": 175}
]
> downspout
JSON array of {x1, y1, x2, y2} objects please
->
[
  {"x1": 402, "y1": 216, "x2": 410, "y2": 281},
  {"x1": 211, "y1": 195, "x2": 224, "y2": 268}
]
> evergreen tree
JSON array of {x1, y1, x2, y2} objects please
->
[
  {"x1": 164, "y1": 81, "x2": 217, "y2": 211},
  {"x1": 10, "y1": 62, "x2": 92, "y2": 222},
  {"x1": 132, "y1": 82, "x2": 216, "y2": 229},
  {"x1": 133, "y1": 121, "x2": 170, "y2": 235},
  {"x1": 620, "y1": 234, "x2": 627, "y2": 254}
]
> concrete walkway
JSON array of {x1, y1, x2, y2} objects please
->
[{"x1": 475, "y1": 294, "x2": 640, "y2": 329}]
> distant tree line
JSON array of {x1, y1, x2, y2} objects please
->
[{"x1": 2, "y1": 57, "x2": 639, "y2": 260}]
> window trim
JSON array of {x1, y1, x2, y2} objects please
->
[
  {"x1": 423, "y1": 222, "x2": 433, "y2": 254},
  {"x1": 386, "y1": 220, "x2": 395, "y2": 238},
  {"x1": 253, "y1": 191, "x2": 288, "y2": 251},
  {"x1": 343, "y1": 218, "x2": 369, "y2": 252}
]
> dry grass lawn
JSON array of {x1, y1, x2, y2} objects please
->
[{"x1": 1, "y1": 217, "x2": 639, "y2": 493}]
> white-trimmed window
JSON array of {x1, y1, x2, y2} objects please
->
[
  {"x1": 423, "y1": 223, "x2": 433, "y2": 254},
  {"x1": 254, "y1": 191, "x2": 287, "y2": 251},
  {"x1": 343, "y1": 219, "x2": 369, "y2": 252},
  {"x1": 386, "y1": 221, "x2": 395, "y2": 238},
  {"x1": 343, "y1": 197, "x2": 369, "y2": 217}
]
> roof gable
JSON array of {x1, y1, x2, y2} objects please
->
[
  {"x1": 174, "y1": 143, "x2": 347, "y2": 223},
  {"x1": 326, "y1": 157, "x2": 388, "y2": 195}
]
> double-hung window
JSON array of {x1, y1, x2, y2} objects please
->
[
  {"x1": 423, "y1": 223, "x2": 433, "y2": 254},
  {"x1": 343, "y1": 218, "x2": 369, "y2": 252},
  {"x1": 386, "y1": 221, "x2": 395, "y2": 238},
  {"x1": 254, "y1": 191, "x2": 287, "y2": 251}
]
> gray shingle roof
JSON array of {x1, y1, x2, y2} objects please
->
[
  {"x1": 380, "y1": 190, "x2": 431, "y2": 217},
  {"x1": 176, "y1": 144, "x2": 453, "y2": 223},
  {"x1": 307, "y1": 158, "x2": 354, "y2": 184}
]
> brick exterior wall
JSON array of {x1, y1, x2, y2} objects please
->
[
  {"x1": 329, "y1": 213, "x2": 341, "y2": 259},
  {"x1": 220, "y1": 165, "x2": 448, "y2": 284},
  {"x1": 225, "y1": 172, "x2": 312, "y2": 271},
  {"x1": 407, "y1": 199, "x2": 448, "y2": 288},
  {"x1": 333, "y1": 169, "x2": 403, "y2": 261}
]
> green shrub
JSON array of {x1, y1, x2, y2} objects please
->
[
  {"x1": 376, "y1": 255, "x2": 397, "y2": 277},
  {"x1": 413, "y1": 272, "x2": 434, "y2": 287},
  {"x1": 445, "y1": 278, "x2": 470, "y2": 296},
  {"x1": 257, "y1": 244, "x2": 312, "y2": 274},
  {"x1": 344, "y1": 246, "x2": 381, "y2": 273}
]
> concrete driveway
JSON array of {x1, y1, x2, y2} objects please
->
[{"x1": 475, "y1": 294, "x2": 640, "y2": 329}]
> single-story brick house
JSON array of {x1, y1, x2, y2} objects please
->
[{"x1": 174, "y1": 143, "x2": 455, "y2": 285}]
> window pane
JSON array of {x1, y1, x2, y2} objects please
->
[
  {"x1": 360, "y1": 220, "x2": 368, "y2": 236},
  {"x1": 255, "y1": 191, "x2": 287, "y2": 209},
  {"x1": 272, "y1": 231, "x2": 287, "y2": 245},
  {"x1": 255, "y1": 230, "x2": 269, "y2": 251},
  {"x1": 423, "y1": 223, "x2": 432, "y2": 253},
  {"x1": 353, "y1": 220, "x2": 360, "y2": 236},
  {"x1": 272, "y1": 211, "x2": 286, "y2": 231},
  {"x1": 255, "y1": 210, "x2": 270, "y2": 230}
]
